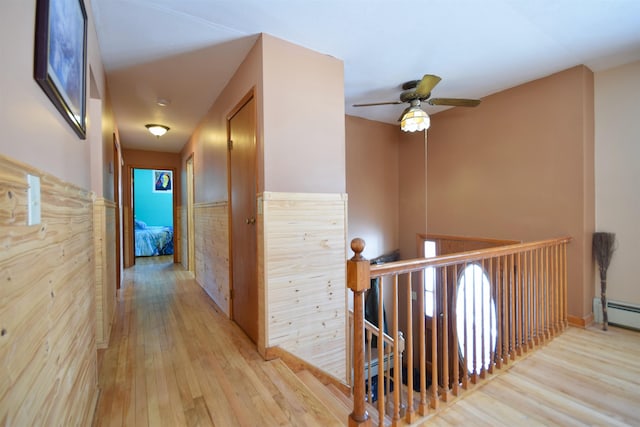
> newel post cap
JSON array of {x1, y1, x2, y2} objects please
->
[
  {"x1": 347, "y1": 238, "x2": 370, "y2": 293},
  {"x1": 351, "y1": 238, "x2": 365, "y2": 260}
]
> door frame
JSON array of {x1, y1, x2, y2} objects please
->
[
  {"x1": 113, "y1": 134, "x2": 122, "y2": 289},
  {"x1": 127, "y1": 165, "x2": 178, "y2": 266},
  {"x1": 186, "y1": 154, "x2": 195, "y2": 273},
  {"x1": 226, "y1": 89, "x2": 258, "y2": 324}
]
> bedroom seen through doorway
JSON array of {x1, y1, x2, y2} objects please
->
[{"x1": 132, "y1": 168, "x2": 175, "y2": 263}]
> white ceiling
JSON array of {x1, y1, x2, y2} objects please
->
[{"x1": 91, "y1": 0, "x2": 640, "y2": 153}]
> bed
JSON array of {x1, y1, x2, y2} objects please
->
[{"x1": 134, "y1": 219, "x2": 174, "y2": 257}]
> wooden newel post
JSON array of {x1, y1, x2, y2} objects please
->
[{"x1": 348, "y1": 238, "x2": 372, "y2": 427}]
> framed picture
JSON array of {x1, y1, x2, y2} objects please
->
[
  {"x1": 34, "y1": 0, "x2": 88, "y2": 139},
  {"x1": 153, "y1": 170, "x2": 173, "y2": 193}
]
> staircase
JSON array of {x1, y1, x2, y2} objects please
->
[
  {"x1": 347, "y1": 235, "x2": 572, "y2": 427},
  {"x1": 295, "y1": 370, "x2": 352, "y2": 423},
  {"x1": 293, "y1": 366, "x2": 392, "y2": 427},
  {"x1": 265, "y1": 358, "x2": 365, "y2": 426},
  {"x1": 260, "y1": 359, "x2": 345, "y2": 426}
]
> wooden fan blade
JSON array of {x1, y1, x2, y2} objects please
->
[
  {"x1": 352, "y1": 101, "x2": 404, "y2": 107},
  {"x1": 415, "y1": 74, "x2": 442, "y2": 98},
  {"x1": 427, "y1": 98, "x2": 481, "y2": 107}
]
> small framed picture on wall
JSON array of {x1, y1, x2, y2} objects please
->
[{"x1": 153, "y1": 170, "x2": 172, "y2": 193}]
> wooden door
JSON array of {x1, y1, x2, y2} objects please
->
[{"x1": 229, "y1": 96, "x2": 258, "y2": 343}]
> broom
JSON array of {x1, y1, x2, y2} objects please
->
[{"x1": 592, "y1": 232, "x2": 616, "y2": 331}]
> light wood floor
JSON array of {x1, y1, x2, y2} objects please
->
[
  {"x1": 94, "y1": 257, "x2": 640, "y2": 426},
  {"x1": 426, "y1": 324, "x2": 640, "y2": 426},
  {"x1": 92, "y1": 256, "x2": 342, "y2": 427}
]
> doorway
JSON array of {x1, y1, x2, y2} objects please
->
[
  {"x1": 186, "y1": 155, "x2": 195, "y2": 273},
  {"x1": 132, "y1": 168, "x2": 175, "y2": 263},
  {"x1": 229, "y1": 95, "x2": 258, "y2": 343},
  {"x1": 113, "y1": 136, "x2": 122, "y2": 289}
]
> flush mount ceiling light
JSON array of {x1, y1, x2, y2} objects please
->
[
  {"x1": 145, "y1": 124, "x2": 170, "y2": 137},
  {"x1": 400, "y1": 100, "x2": 430, "y2": 132}
]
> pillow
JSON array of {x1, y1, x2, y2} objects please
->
[{"x1": 134, "y1": 219, "x2": 147, "y2": 230}]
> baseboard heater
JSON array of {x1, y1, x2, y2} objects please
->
[{"x1": 593, "y1": 298, "x2": 640, "y2": 330}]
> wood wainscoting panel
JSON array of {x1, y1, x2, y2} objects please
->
[
  {"x1": 0, "y1": 155, "x2": 98, "y2": 425},
  {"x1": 261, "y1": 192, "x2": 348, "y2": 383},
  {"x1": 123, "y1": 205, "x2": 132, "y2": 268},
  {"x1": 94, "y1": 198, "x2": 117, "y2": 349},
  {"x1": 174, "y1": 205, "x2": 182, "y2": 264},
  {"x1": 194, "y1": 201, "x2": 230, "y2": 314},
  {"x1": 179, "y1": 204, "x2": 188, "y2": 269}
]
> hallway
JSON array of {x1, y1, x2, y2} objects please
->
[
  {"x1": 91, "y1": 256, "x2": 640, "y2": 427},
  {"x1": 92, "y1": 257, "x2": 342, "y2": 426}
]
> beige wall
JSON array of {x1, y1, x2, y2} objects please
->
[
  {"x1": 180, "y1": 37, "x2": 263, "y2": 204},
  {"x1": 181, "y1": 33, "x2": 346, "y2": 200},
  {"x1": 88, "y1": 75, "x2": 118, "y2": 201},
  {"x1": 262, "y1": 36, "x2": 346, "y2": 193},
  {"x1": 180, "y1": 34, "x2": 347, "y2": 377},
  {"x1": 122, "y1": 149, "x2": 182, "y2": 186},
  {"x1": 179, "y1": 36, "x2": 264, "y2": 312},
  {"x1": 427, "y1": 65, "x2": 595, "y2": 321},
  {"x1": 0, "y1": 0, "x2": 111, "y2": 193},
  {"x1": 93, "y1": 81, "x2": 118, "y2": 201},
  {"x1": 595, "y1": 60, "x2": 640, "y2": 306},
  {"x1": 346, "y1": 115, "x2": 400, "y2": 260},
  {"x1": 398, "y1": 131, "x2": 428, "y2": 259},
  {"x1": 0, "y1": 0, "x2": 116, "y2": 423},
  {"x1": 122, "y1": 149, "x2": 182, "y2": 266}
]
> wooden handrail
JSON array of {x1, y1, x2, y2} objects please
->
[
  {"x1": 419, "y1": 233, "x2": 520, "y2": 246},
  {"x1": 347, "y1": 235, "x2": 571, "y2": 426},
  {"x1": 370, "y1": 236, "x2": 571, "y2": 277},
  {"x1": 348, "y1": 311, "x2": 405, "y2": 352}
]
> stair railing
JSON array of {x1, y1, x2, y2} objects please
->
[
  {"x1": 348, "y1": 311, "x2": 405, "y2": 409},
  {"x1": 347, "y1": 235, "x2": 571, "y2": 427}
]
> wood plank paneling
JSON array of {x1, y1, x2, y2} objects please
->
[
  {"x1": 194, "y1": 202, "x2": 229, "y2": 314},
  {"x1": 94, "y1": 198, "x2": 117, "y2": 349},
  {"x1": 174, "y1": 206, "x2": 182, "y2": 265},
  {"x1": 123, "y1": 205, "x2": 132, "y2": 268},
  {"x1": 0, "y1": 155, "x2": 98, "y2": 425},
  {"x1": 179, "y1": 205, "x2": 188, "y2": 270},
  {"x1": 261, "y1": 192, "x2": 348, "y2": 383}
]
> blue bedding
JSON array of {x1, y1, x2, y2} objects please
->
[{"x1": 135, "y1": 220, "x2": 173, "y2": 257}]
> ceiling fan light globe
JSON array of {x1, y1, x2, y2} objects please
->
[{"x1": 400, "y1": 108, "x2": 430, "y2": 132}]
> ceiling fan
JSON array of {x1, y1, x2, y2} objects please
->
[{"x1": 353, "y1": 74, "x2": 481, "y2": 131}]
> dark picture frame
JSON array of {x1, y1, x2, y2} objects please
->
[
  {"x1": 153, "y1": 170, "x2": 173, "y2": 193},
  {"x1": 34, "y1": 0, "x2": 88, "y2": 139}
]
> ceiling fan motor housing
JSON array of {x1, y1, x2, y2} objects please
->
[{"x1": 400, "y1": 90, "x2": 428, "y2": 103}]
